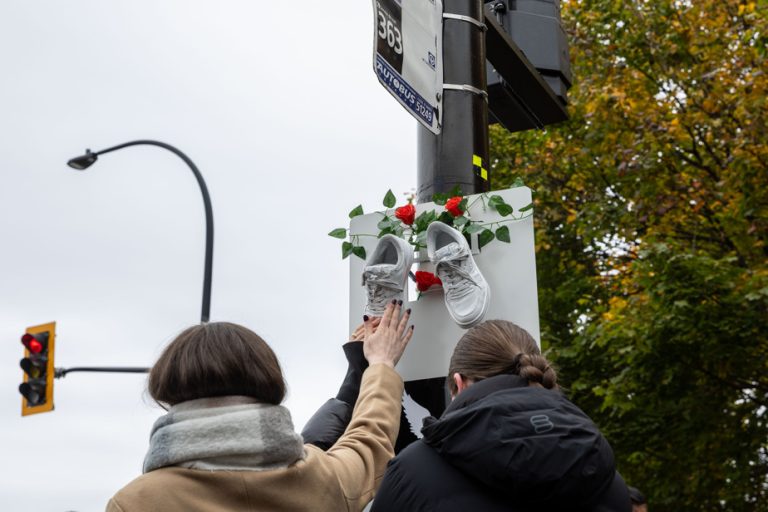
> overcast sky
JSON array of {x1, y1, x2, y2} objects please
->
[{"x1": 0, "y1": 2, "x2": 418, "y2": 510}]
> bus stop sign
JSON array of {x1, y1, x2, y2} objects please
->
[{"x1": 373, "y1": 0, "x2": 443, "y2": 134}]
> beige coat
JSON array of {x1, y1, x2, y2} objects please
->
[{"x1": 107, "y1": 364, "x2": 403, "y2": 512}]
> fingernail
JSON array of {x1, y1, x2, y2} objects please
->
[
  {"x1": 363, "y1": 315, "x2": 369, "y2": 321},
  {"x1": 398, "y1": 300, "x2": 403, "y2": 306},
  {"x1": 410, "y1": 325, "x2": 415, "y2": 330},
  {"x1": 391, "y1": 299, "x2": 397, "y2": 305},
  {"x1": 406, "y1": 308, "x2": 411, "y2": 314}
]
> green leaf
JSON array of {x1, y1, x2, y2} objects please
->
[
  {"x1": 328, "y1": 228, "x2": 347, "y2": 239},
  {"x1": 348, "y1": 205, "x2": 364, "y2": 218},
  {"x1": 351, "y1": 246, "x2": 367, "y2": 260},
  {"x1": 383, "y1": 189, "x2": 396, "y2": 208},
  {"x1": 496, "y1": 203, "x2": 514, "y2": 216},
  {"x1": 488, "y1": 195, "x2": 513, "y2": 216},
  {"x1": 342, "y1": 241, "x2": 353, "y2": 259},
  {"x1": 432, "y1": 192, "x2": 448, "y2": 205},
  {"x1": 438, "y1": 211, "x2": 455, "y2": 225},
  {"x1": 466, "y1": 223, "x2": 485, "y2": 234},
  {"x1": 488, "y1": 195, "x2": 504, "y2": 207},
  {"x1": 495, "y1": 225, "x2": 511, "y2": 243},
  {"x1": 377, "y1": 217, "x2": 393, "y2": 230},
  {"x1": 425, "y1": 210, "x2": 438, "y2": 227},
  {"x1": 518, "y1": 202, "x2": 534, "y2": 212},
  {"x1": 478, "y1": 229, "x2": 495, "y2": 248},
  {"x1": 453, "y1": 215, "x2": 469, "y2": 226},
  {"x1": 449, "y1": 185, "x2": 463, "y2": 197},
  {"x1": 511, "y1": 177, "x2": 525, "y2": 188},
  {"x1": 414, "y1": 210, "x2": 436, "y2": 231}
]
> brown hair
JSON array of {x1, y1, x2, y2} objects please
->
[
  {"x1": 148, "y1": 322, "x2": 286, "y2": 406},
  {"x1": 448, "y1": 319, "x2": 558, "y2": 395}
]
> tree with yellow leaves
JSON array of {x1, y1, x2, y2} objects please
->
[{"x1": 491, "y1": 0, "x2": 767, "y2": 510}]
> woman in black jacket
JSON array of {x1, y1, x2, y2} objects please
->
[{"x1": 371, "y1": 320, "x2": 631, "y2": 512}]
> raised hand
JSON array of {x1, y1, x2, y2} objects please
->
[
  {"x1": 363, "y1": 300, "x2": 413, "y2": 368},
  {"x1": 350, "y1": 317, "x2": 381, "y2": 342}
]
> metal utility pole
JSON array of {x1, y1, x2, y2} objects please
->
[
  {"x1": 403, "y1": 0, "x2": 491, "y2": 427},
  {"x1": 417, "y1": 0, "x2": 490, "y2": 203}
]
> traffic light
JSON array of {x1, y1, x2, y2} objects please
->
[
  {"x1": 485, "y1": 0, "x2": 572, "y2": 132},
  {"x1": 19, "y1": 322, "x2": 56, "y2": 416}
]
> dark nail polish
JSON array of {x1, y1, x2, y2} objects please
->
[
  {"x1": 398, "y1": 300, "x2": 403, "y2": 306},
  {"x1": 363, "y1": 315, "x2": 369, "y2": 321},
  {"x1": 392, "y1": 299, "x2": 397, "y2": 304},
  {"x1": 406, "y1": 308, "x2": 411, "y2": 314},
  {"x1": 410, "y1": 325, "x2": 415, "y2": 330}
]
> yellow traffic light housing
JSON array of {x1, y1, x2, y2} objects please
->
[{"x1": 20, "y1": 322, "x2": 56, "y2": 416}]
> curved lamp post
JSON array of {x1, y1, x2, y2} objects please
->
[{"x1": 68, "y1": 140, "x2": 214, "y2": 323}]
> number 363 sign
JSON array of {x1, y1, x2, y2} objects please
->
[{"x1": 372, "y1": 0, "x2": 443, "y2": 134}]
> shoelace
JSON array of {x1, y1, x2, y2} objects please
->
[
  {"x1": 364, "y1": 272, "x2": 402, "y2": 313},
  {"x1": 437, "y1": 260, "x2": 478, "y2": 300}
]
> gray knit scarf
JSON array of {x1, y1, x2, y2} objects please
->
[{"x1": 143, "y1": 396, "x2": 306, "y2": 473}]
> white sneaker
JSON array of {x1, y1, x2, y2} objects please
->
[
  {"x1": 427, "y1": 222, "x2": 490, "y2": 328},
  {"x1": 362, "y1": 234, "x2": 414, "y2": 316}
]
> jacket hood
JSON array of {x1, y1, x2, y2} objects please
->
[{"x1": 421, "y1": 375, "x2": 616, "y2": 508}]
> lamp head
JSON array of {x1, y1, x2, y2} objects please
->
[{"x1": 67, "y1": 150, "x2": 98, "y2": 170}]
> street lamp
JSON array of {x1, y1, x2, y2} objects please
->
[{"x1": 67, "y1": 140, "x2": 214, "y2": 323}]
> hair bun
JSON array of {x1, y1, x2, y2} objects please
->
[
  {"x1": 517, "y1": 353, "x2": 557, "y2": 389},
  {"x1": 504, "y1": 352, "x2": 525, "y2": 375}
]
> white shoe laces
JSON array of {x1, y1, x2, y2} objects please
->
[
  {"x1": 438, "y1": 260, "x2": 479, "y2": 301},
  {"x1": 364, "y1": 269, "x2": 401, "y2": 314}
]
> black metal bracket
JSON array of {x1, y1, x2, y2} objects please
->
[{"x1": 54, "y1": 367, "x2": 149, "y2": 378}]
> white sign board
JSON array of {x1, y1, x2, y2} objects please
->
[
  {"x1": 348, "y1": 187, "x2": 540, "y2": 381},
  {"x1": 372, "y1": 0, "x2": 443, "y2": 134}
]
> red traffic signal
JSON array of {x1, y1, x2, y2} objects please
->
[{"x1": 22, "y1": 332, "x2": 47, "y2": 354}]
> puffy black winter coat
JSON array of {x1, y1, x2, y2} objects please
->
[{"x1": 371, "y1": 374, "x2": 631, "y2": 512}]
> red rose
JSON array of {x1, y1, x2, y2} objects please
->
[
  {"x1": 445, "y1": 196, "x2": 464, "y2": 217},
  {"x1": 414, "y1": 271, "x2": 442, "y2": 292},
  {"x1": 395, "y1": 204, "x2": 416, "y2": 225}
]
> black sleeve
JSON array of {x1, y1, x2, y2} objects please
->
[
  {"x1": 301, "y1": 342, "x2": 368, "y2": 449},
  {"x1": 335, "y1": 341, "x2": 369, "y2": 404}
]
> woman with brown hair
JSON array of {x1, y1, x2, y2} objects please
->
[
  {"x1": 371, "y1": 319, "x2": 632, "y2": 512},
  {"x1": 107, "y1": 301, "x2": 413, "y2": 512}
]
